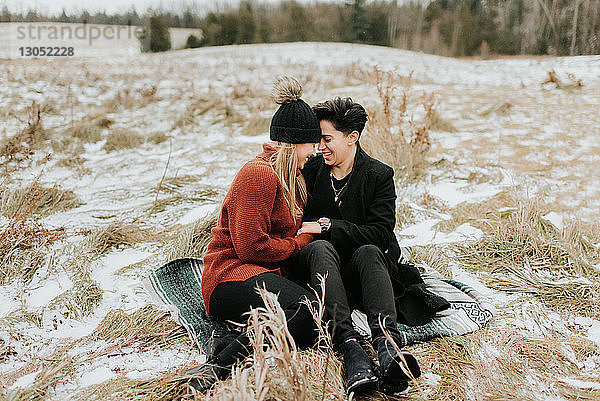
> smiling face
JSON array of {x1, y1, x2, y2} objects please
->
[
  {"x1": 318, "y1": 120, "x2": 358, "y2": 167},
  {"x1": 295, "y1": 142, "x2": 318, "y2": 169}
]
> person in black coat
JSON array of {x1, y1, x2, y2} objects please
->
[{"x1": 296, "y1": 97, "x2": 447, "y2": 396}]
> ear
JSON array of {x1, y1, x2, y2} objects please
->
[{"x1": 347, "y1": 131, "x2": 359, "y2": 146}]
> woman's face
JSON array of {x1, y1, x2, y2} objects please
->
[
  {"x1": 296, "y1": 142, "x2": 318, "y2": 169},
  {"x1": 318, "y1": 120, "x2": 356, "y2": 167}
]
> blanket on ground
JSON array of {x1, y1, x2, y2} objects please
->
[{"x1": 143, "y1": 258, "x2": 495, "y2": 351}]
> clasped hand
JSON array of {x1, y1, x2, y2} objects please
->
[{"x1": 297, "y1": 222, "x2": 321, "y2": 235}]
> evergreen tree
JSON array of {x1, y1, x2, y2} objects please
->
[
  {"x1": 350, "y1": 0, "x2": 367, "y2": 43},
  {"x1": 148, "y1": 15, "x2": 171, "y2": 52},
  {"x1": 285, "y1": 1, "x2": 310, "y2": 41},
  {"x1": 237, "y1": 1, "x2": 256, "y2": 44},
  {"x1": 457, "y1": 1, "x2": 478, "y2": 55}
]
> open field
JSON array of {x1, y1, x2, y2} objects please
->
[{"x1": 1, "y1": 43, "x2": 599, "y2": 400}]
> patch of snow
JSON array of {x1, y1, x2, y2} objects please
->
[
  {"x1": 422, "y1": 372, "x2": 441, "y2": 387},
  {"x1": 24, "y1": 273, "x2": 73, "y2": 310},
  {"x1": 80, "y1": 366, "x2": 116, "y2": 386},
  {"x1": 541, "y1": 212, "x2": 564, "y2": 231},
  {"x1": 584, "y1": 319, "x2": 600, "y2": 347},
  {"x1": 92, "y1": 248, "x2": 153, "y2": 288},
  {"x1": 0, "y1": 284, "x2": 20, "y2": 318},
  {"x1": 426, "y1": 180, "x2": 503, "y2": 208},
  {"x1": 8, "y1": 371, "x2": 39, "y2": 389},
  {"x1": 177, "y1": 203, "x2": 218, "y2": 225},
  {"x1": 397, "y1": 220, "x2": 482, "y2": 247}
]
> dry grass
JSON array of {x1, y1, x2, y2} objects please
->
[
  {"x1": 49, "y1": 279, "x2": 103, "y2": 320},
  {"x1": 396, "y1": 202, "x2": 417, "y2": 228},
  {"x1": 66, "y1": 122, "x2": 104, "y2": 143},
  {"x1": 103, "y1": 86, "x2": 159, "y2": 112},
  {"x1": 86, "y1": 221, "x2": 158, "y2": 256},
  {"x1": 411, "y1": 245, "x2": 454, "y2": 279},
  {"x1": 202, "y1": 285, "x2": 345, "y2": 401},
  {"x1": 455, "y1": 194, "x2": 600, "y2": 316},
  {"x1": 102, "y1": 128, "x2": 144, "y2": 152},
  {"x1": 74, "y1": 373, "x2": 188, "y2": 401},
  {"x1": 148, "y1": 131, "x2": 170, "y2": 145},
  {"x1": 164, "y1": 212, "x2": 218, "y2": 263},
  {"x1": 172, "y1": 97, "x2": 217, "y2": 131},
  {"x1": 55, "y1": 155, "x2": 92, "y2": 176},
  {"x1": 411, "y1": 324, "x2": 598, "y2": 401},
  {"x1": 433, "y1": 190, "x2": 513, "y2": 233},
  {"x1": 0, "y1": 101, "x2": 48, "y2": 173},
  {"x1": 0, "y1": 183, "x2": 67, "y2": 285},
  {"x1": 3, "y1": 347, "x2": 77, "y2": 401},
  {"x1": 360, "y1": 67, "x2": 439, "y2": 182},
  {"x1": 150, "y1": 173, "x2": 220, "y2": 214},
  {"x1": 0, "y1": 182, "x2": 81, "y2": 218},
  {"x1": 89, "y1": 306, "x2": 186, "y2": 351}
]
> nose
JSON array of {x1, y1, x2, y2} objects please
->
[{"x1": 317, "y1": 138, "x2": 326, "y2": 151}]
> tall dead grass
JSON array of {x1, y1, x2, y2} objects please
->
[
  {"x1": 360, "y1": 67, "x2": 438, "y2": 182},
  {"x1": 0, "y1": 181, "x2": 67, "y2": 285},
  {"x1": 455, "y1": 194, "x2": 600, "y2": 316},
  {"x1": 0, "y1": 101, "x2": 48, "y2": 174},
  {"x1": 102, "y1": 128, "x2": 144, "y2": 152},
  {"x1": 205, "y1": 285, "x2": 345, "y2": 401},
  {"x1": 412, "y1": 324, "x2": 598, "y2": 401}
]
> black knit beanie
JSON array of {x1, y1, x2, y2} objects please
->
[{"x1": 269, "y1": 77, "x2": 321, "y2": 144}]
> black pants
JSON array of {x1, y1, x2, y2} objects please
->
[
  {"x1": 292, "y1": 240, "x2": 401, "y2": 346},
  {"x1": 208, "y1": 272, "x2": 319, "y2": 368}
]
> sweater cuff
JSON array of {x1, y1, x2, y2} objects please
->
[{"x1": 294, "y1": 233, "x2": 313, "y2": 250}]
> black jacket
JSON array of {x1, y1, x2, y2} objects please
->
[{"x1": 302, "y1": 143, "x2": 449, "y2": 326}]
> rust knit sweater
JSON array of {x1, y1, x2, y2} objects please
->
[{"x1": 201, "y1": 144, "x2": 313, "y2": 314}]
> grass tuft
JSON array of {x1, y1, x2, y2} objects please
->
[
  {"x1": 86, "y1": 221, "x2": 157, "y2": 256},
  {"x1": 0, "y1": 101, "x2": 46, "y2": 173},
  {"x1": 90, "y1": 305, "x2": 185, "y2": 350},
  {"x1": 164, "y1": 212, "x2": 218, "y2": 263},
  {"x1": 103, "y1": 128, "x2": 144, "y2": 152},
  {"x1": 0, "y1": 182, "x2": 81, "y2": 218}
]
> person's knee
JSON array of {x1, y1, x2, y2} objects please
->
[
  {"x1": 353, "y1": 244, "x2": 384, "y2": 260},
  {"x1": 351, "y1": 244, "x2": 387, "y2": 272},
  {"x1": 301, "y1": 240, "x2": 340, "y2": 269},
  {"x1": 304, "y1": 240, "x2": 337, "y2": 257}
]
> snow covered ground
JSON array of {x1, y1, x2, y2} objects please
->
[{"x1": 1, "y1": 43, "x2": 599, "y2": 399}]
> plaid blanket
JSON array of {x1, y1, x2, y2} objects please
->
[{"x1": 143, "y1": 258, "x2": 495, "y2": 351}]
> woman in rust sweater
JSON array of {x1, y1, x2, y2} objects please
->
[{"x1": 187, "y1": 77, "x2": 321, "y2": 392}]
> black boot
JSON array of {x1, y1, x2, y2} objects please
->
[
  {"x1": 185, "y1": 333, "x2": 252, "y2": 393},
  {"x1": 206, "y1": 328, "x2": 239, "y2": 359},
  {"x1": 185, "y1": 362, "x2": 229, "y2": 393},
  {"x1": 339, "y1": 338, "x2": 379, "y2": 395},
  {"x1": 374, "y1": 337, "x2": 421, "y2": 396}
]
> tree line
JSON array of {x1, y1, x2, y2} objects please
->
[{"x1": 2, "y1": 0, "x2": 598, "y2": 56}]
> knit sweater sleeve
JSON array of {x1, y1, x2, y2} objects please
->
[{"x1": 228, "y1": 162, "x2": 312, "y2": 264}]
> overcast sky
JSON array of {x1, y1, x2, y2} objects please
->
[{"x1": 2, "y1": 0, "x2": 425, "y2": 16}]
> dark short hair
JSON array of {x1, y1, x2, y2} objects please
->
[{"x1": 312, "y1": 97, "x2": 368, "y2": 136}]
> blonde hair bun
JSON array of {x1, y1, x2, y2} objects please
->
[{"x1": 272, "y1": 76, "x2": 303, "y2": 105}]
